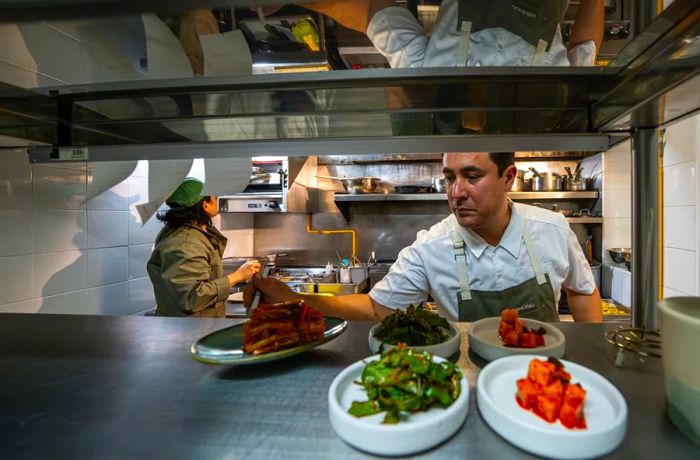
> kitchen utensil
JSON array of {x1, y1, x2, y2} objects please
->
[
  {"x1": 532, "y1": 175, "x2": 546, "y2": 191},
  {"x1": 586, "y1": 236, "x2": 593, "y2": 263},
  {"x1": 545, "y1": 172, "x2": 563, "y2": 191},
  {"x1": 317, "y1": 175, "x2": 380, "y2": 194},
  {"x1": 328, "y1": 354, "x2": 469, "y2": 456},
  {"x1": 584, "y1": 172, "x2": 602, "y2": 191},
  {"x1": 574, "y1": 160, "x2": 583, "y2": 181},
  {"x1": 528, "y1": 167, "x2": 541, "y2": 177},
  {"x1": 394, "y1": 185, "x2": 432, "y2": 194},
  {"x1": 477, "y1": 355, "x2": 628, "y2": 459},
  {"x1": 570, "y1": 179, "x2": 586, "y2": 191},
  {"x1": 565, "y1": 166, "x2": 574, "y2": 178},
  {"x1": 562, "y1": 175, "x2": 572, "y2": 191},
  {"x1": 522, "y1": 178, "x2": 533, "y2": 191},
  {"x1": 368, "y1": 321, "x2": 461, "y2": 358},
  {"x1": 468, "y1": 317, "x2": 566, "y2": 361},
  {"x1": 658, "y1": 297, "x2": 700, "y2": 445},
  {"x1": 248, "y1": 264, "x2": 273, "y2": 315},
  {"x1": 512, "y1": 170, "x2": 526, "y2": 192},
  {"x1": 432, "y1": 177, "x2": 447, "y2": 193},
  {"x1": 607, "y1": 247, "x2": 631, "y2": 264},
  {"x1": 190, "y1": 316, "x2": 347, "y2": 365}
]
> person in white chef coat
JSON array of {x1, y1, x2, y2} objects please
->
[
  {"x1": 245, "y1": 152, "x2": 603, "y2": 322},
  {"x1": 299, "y1": 0, "x2": 604, "y2": 68}
]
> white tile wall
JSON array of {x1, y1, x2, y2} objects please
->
[
  {"x1": 16, "y1": 22, "x2": 85, "y2": 84},
  {"x1": 0, "y1": 255, "x2": 33, "y2": 304},
  {"x1": 663, "y1": 206, "x2": 696, "y2": 251},
  {"x1": 87, "y1": 282, "x2": 130, "y2": 315},
  {"x1": 36, "y1": 290, "x2": 88, "y2": 314},
  {"x1": 663, "y1": 247, "x2": 696, "y2": 295},
  {"x1": 663, "y1": 161, "x2": 697, "y2": 207},
  {"x1": 663, "y1": 116, "x2": 699, "y2": 167},
  {"x1": 32, "y1": 250, "x2": 87, "y2": 298},
  {"x1": 32, "y1": 165, "x2": 86, "y2": 210},
  {"x1": 129, "y1": 208, "x2": 163, "y2": 245},
  {"x1": 0, "y1": 300, "x2": 39, "y2": 314},
  {"x1": 129, "y1": 277, "x2": 156, "y2": 312},
  {"x1": 663, "y1": 286, "x2": 689, "y2": 299},
  {"x1": 0, "y1": 209, "x2": 33, "y2": 256},
  {"x1": 0, "y1": 160, "x2": 32, "y2": 209},
  {"x1": 603, "y1": 189, "x2": 631, "y2": 218},
  {"x1": 87, "y1": 247, "x2": 128, "y2": 288},
  {"x1": 128, "y1": 244, "x2": 152, "y2": 279},
  {"x1": 87, "y1": 178, "x2": 129, "y2": 211},
  {"x1": 603, "y1": 141, "x2": 632, "y2": 266},
  {"x1": 33, "y1": 210, "x2": 86, "y2": 253},
  {"x1": 87, "y1": 210, "x2": 129, "y2": 248}
]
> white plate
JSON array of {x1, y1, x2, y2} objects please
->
[
  {"x1": 367, "y1": 321, "x2": 461, "y2": 358},
  {"x1": 328, "y1": 354, "x2": 469, "y2": 456},
  {"x1": 477, "y1": 355, "x2": 627, "y2": 459},
  {"x1": 468, "y1": 317, "x2": 566, "y2": 361}
]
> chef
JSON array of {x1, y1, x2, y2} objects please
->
[
  {"x1": 300, "y1": 0, "x2": 604, "y2": 68},
  {"x1": 245, "y1": 152, "x2": 602, "y2": 322},
  {"x1": 148, "y1": 178, "x2": 261, "y2": 317}
]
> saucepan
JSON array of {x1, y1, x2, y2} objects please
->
[{"x1": 316, "y1": 175, "x2": 380, "y2": 194}]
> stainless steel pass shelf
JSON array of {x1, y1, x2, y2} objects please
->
[
  {"x1": 333, "y1": 191, "x2": 598, "y2": 201},
  {"x1": 334, "y1": 191, "x2": 601, "y2": 221}
]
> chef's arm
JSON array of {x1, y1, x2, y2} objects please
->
[
  {"x1": 566, "y1": 287, "x2": 603, "y2": 323},
  {"x1": 243, "y1": 273, "x2": 393, "y2": 320},
  {"x1": 302, "y1": 0, "x2": 395, "y2": 33},
  {"x1": 568, "y1": 0, "x2": 605, "y2": 53}
]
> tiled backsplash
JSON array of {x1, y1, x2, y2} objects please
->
[
  {"x1": 662, "y1": 114, "x2": 699, "y2": 297},
  {"x1": 0, "y1": 155, "x2": 160, "y2": 315}
]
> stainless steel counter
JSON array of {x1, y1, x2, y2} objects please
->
[{"x1": 0, "y1": 314, "x2": 697, "y2": 459}]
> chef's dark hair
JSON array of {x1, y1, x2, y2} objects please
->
[
  {"x1": 488, "y1": 152, "x2": 516, "y2": 177},
  {"x1": 156, "y1": 197, "x2": 212, "y2": 228}
]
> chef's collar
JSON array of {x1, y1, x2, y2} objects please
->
[{"x1": 458, "y1": 202, "x2": 522, "y2": 260}]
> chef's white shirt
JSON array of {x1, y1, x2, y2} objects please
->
[
  {"x1": 367, "y1": 0, "x2": 596, "y2": 68},
  {"x1": 369, "y1": 203, "x2": 596, "y2": 321}
]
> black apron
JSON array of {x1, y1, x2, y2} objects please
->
[
  {"x1": 451, "y1": 212, "x2": 559, "y2": 322},
  {"x1": 456, "y1": 0, "x2": 569, "y2": 65}
]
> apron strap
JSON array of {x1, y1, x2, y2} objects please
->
[
  {"x1": 531, "y1": 39, "x2": 548, "y2": 65},
  {"x1": 452, "y1": 219, "x2": 472, "y2": 301},
  {"x1": 457, "y1": 21, "x2": 471, "y2": 67},
  {"x1": 521, "y1": 219, "x2": 547, "y2": 285}
]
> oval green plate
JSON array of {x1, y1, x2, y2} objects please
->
[{"x1": 190, "y1": 317, "x2": 348, "y2": 365}]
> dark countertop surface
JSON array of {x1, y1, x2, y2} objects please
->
[{"x1": 0, "y1": 314, "x2": 698, "y2": 459}]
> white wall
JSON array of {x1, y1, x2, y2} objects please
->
[
  {"x1": 0, "y1": 154, "x2": 160, "y2": 314},
  {"x1": 0, "y1": 17, "x2": 188, "y2": 314},
  {"x1": 662, "y1": 115, "x2": 699, "y2": 297}
]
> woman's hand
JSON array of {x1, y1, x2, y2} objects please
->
[{"x1": 227, "y1": 260, "x2": 261, "y2": 286}]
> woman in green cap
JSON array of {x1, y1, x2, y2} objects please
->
[{"x1": 147, "y1": 178, "x2": 261, "y2": 317}]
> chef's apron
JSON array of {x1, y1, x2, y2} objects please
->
[
  {"x1": 452, "y1": 217, "x2": 559, "y2": 322},
  {"x1": 456, "y1": 0, "x2": 569, "y2": 65}
]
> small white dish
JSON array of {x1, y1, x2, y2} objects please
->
[
  {"x1": 477, "y1": 355, "x2": 627, "y2": 459},
  {"x1": 367, "y1": 321, "x2": 461, "y2": 358},
  {"x1": 468, "y1": 317, "x2": 565, "y2": 361},
  {"x1": 328, "y1": 354, "x2": 469, "y2": 456}
]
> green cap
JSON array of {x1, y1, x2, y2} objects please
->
[{"x1": 166, "y1": 177, "x2": 205, "y2": 208}]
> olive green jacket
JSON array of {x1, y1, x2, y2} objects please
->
[{"x1": 147, "y1": 224, "x2": 229, "y2": 317}]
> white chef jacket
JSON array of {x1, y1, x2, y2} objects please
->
[
  {"x1": 367, "y1": 0, "x2": 596, "y2": 68},
  {"x1": 369, "y1": 203, "x2": 596, "y2": 321}
]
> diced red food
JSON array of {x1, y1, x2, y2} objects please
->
[
  {"x1": 515, "y1": 358, "x2": 587, "y2": 429},
  {"x1": 498, "y1": 308, "x2": 545, "y2": 348}
]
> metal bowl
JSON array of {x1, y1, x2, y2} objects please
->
[
  {"x1": 340, "y1": 177, "x2": 380, "y2": 194},
  {"x1": 608, "y1": 247, "x2": 631, "y2": 264}
]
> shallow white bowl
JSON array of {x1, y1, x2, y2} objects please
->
[
  {"x1": 328, "y1": 354, "x2": 469, "y2": 456},
  {"x1": 468, "y1": 317, "x2": 566, "y2": 361},
  {"x1": 477, "y1": 355, "x2": 628, "y2": 459},
  {"x1": 368, "y1": 322, "x2": 461, "y2": 358}
]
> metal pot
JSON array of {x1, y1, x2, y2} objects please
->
[
  {"x1": 432, "y1": 177, "x2": 447, "y2": 193},
  {"x1": 317, "y1": 175, "x2": 380, "y2": 194},
  {"x1": 544, "y1": 172, "x2": 563, "y2": 191},
  {"x1": 570, "y1": 179, "x2": 587, "y2": 191},
  {"x1": 532, "y1": 175, "x2": 546, "y2": 191},
  {"x1": 608, "y1": 247, "x2": 631, "y2": 264}
]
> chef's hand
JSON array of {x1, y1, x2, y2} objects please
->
[
  {"x1": 227, "y1": 260, "x2": 261, "y2": 287},
  {"x1": 243, "y1": 272, "x2": 300, "y2": 307}
]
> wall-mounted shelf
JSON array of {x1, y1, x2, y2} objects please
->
[{"x1": 334, "y1": 191, "x2": 601, "y2": 220}]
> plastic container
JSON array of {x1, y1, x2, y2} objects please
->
[
  {"x1": 658, "y1": 297, "x2": 700, "y2": 445},
  {"x1": 325, "y1": 261, "x2": 334, "y2": 276}
]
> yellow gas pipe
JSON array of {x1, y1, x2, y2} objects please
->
[{"x1": 305, "y1": 213, "x2": 357, "y2": 259}]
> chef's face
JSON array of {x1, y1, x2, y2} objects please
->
[
  {"x1": 202, "y1": 196, "x2": 219, "y2": 218},
  {"x1": 443, "y1": 153, "x2": 516, "y2": 230}
]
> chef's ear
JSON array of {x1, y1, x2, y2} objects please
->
[{"x1": 503, "y1": 164, "x2": 517, "y2": 187}]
